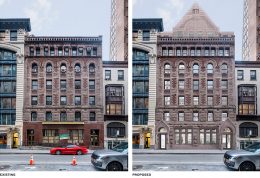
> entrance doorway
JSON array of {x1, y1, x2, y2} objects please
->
[
  {"x1": 0, "y1": 133, "x2": 7, "y2": 149},
  {"x1": 222, "y1": 128, "x2": 232, "y2": 149},
  {"x1": 13, "y1": 132, "x2": 19, "y2": 148},
  {"x1": 27, "y1": 129, "x2": 34, "y2": 146},
  {"x1": 132, "y1": 133, "x2": 140, "y2": 149},
  {"x1": 144, "y1": 132, "x2": 150, "y2": 149}
]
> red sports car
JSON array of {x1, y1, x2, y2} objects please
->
[{"x1": 50, "y1": 145, "x2": 88, "y2": 155}]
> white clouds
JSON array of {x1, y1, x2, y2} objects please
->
[
  {"x1": 0, "y1": 0, "x2": 10, "y2": 6},
  {"x1": 24, "y1": 0, "x2": 58, "y2": 32},
  {"x1": 156, "y1": 0, "x2": 185, "y2": 31}
]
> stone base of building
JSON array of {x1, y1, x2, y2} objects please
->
[
  {"x1": 104, "y1": 138, "x2": 128, "y2": 149},
  {"x1": 22, "y1": 122, "x2": 104, "y2": 149}
]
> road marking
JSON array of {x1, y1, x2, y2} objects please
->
[
  {"x1": 133, "y1": 161, "x2": 223, "y2": 165},
  {"x1": 0, "y1": 161, "x2": 92, "y2": 165}
]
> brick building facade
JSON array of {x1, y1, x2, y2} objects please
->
[
  {"x1": 23, "y1": 36, "x2": 104, "y2": 149},
  {"x1": 155, "y1": 3, "x2": 236, "y2": 150}
]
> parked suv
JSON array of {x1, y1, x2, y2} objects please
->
[
  {"x1": 224, "y1": 142, "x2": 260, "y2": 171},
  {"x1": 91, "y1": 142, "x2": 128, "y2": 171}
]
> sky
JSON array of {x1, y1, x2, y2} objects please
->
[
  {"x1": 0, "y1": 0, "x2": 111, "y2": 60},
  {"x1": 133, "y1": 0, "x2": 244, "y2": 60}
]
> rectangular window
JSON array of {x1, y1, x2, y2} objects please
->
[
  {"x1": 31, "y1": 112, "x2": 37, "y2": 121},
  {"x1": 204, "y1": 49, "x2": 209, "y2": 56},
  {"x1": 190, "y1": 49, "x2": 195, "y2": 56},
  {"x1": 89, "y1": 96, "x2": 95, "y2": 105},
  {"x1": 90, "y1": 112, "x2": 96, "y2": 121},
  {"x1": 75, "y1": 112, "x2": 81, "y2": 121},
  {"x1": 60, "y1": 80, "x2": 67, "y2": 91},
  {"x1": 250, "y1": 70, "x2": 256, "y2": 80},
  {"x1": 142, "y1": 31, "x2": 150, "y2": 41},
  {"x1": 196, "y1": 49, "x2": 201, "y2": 56},
  {"x1": 208, "y1": 112, "x2": 213, "y2": 121},
  {"x1": 44, "y1": 47, "x2": 49, "y2": 56},
  {"x1": 89, "y1": 80, "x2": 95, "y2": 90},
  {"x1": 222, "y1": 96, "x2": 228, "y2": 105},
  {"x1": 211, "y1": 48, "x2": 216, "y2": 56},
  {"x1": 176, "y1": 48, "x2": 181, "y2": 56},
  {"x1": 221, "y1": 80, "x2": 228, "y2": 90},
  {"x1": 218, "y1": 49, "x2": 224, "y2": 56},
  {"x1": 86, "y1": 47, "x2": 91, "y2": 56},
  {"x1": 46, "y1": 96, "x2": 52, "y2": 105},
  {"x1": 90, "y1": 129, "x2": 99, "y2": 146},
  {"x1": 179, "y1": 80, "x2": 185, "y2": 90},
  {"x1": 46, "y1": 80, "x2": 52, "y2": 90},
  {"x1": 118, "y1": 70, "x2": 124, "y2": 80},
  {"x1": 10, "y1": 30, "x2": 17, "y2": 41},
  {"x1": 50, "y1": 47, "x2": 55, "y2": 56},
  {"x1": 237, "y1": 70, "x2": 244, "y2": 80},
  {"x1": 162, "y1": 47, "x2": 168, "y2": 56},
  {"x1": 179, "y1": 96, "x2": 185, "y2": 105},
  {"x1": 75, "y1": 96, "x2": 81, "y2": 105},
  {"x1": 75, "y1": 80, "x2": 81, "y2": 89},
  {"x1": 225, "y1": 49, "x2": 230, "y2": 56},
  {"x1": 164, "y1": 80, "x2": 170, "y2": 90},
  {"x1": 106, "y1": 104, "x2": 123, "y2": 115},
  {"x1": 92, "y1": 47, "x2": 97, "y2": 56},
  {"x1": 31, "y1": 96, "x2": 38, "y2": 105},
  {"x1": 183, "y1": 49, "x2": 187, "y2": 56},
  {"x1": 193, "y1": 80, "x2": 199, "y2": 91},
  {"x1": 58, "y1": 47, "x2": 63, "y2": 56},
  {"x1": 60, "y1": 112, "x2": 67, "y2": 121},
  {"x1": 206, "y1": 130, "x2": 211, "y2": 144},
  {"x1": 168, "y1": 48, "x2": 173, "y2": 56},
  {"x1": 178, "y1": 112, "x2": 184, "y2": 121},
  {"x1": 30, "y1": 47, "x2": 34, "y2": 56},
  {"x1": 36, "y1": 47, "x2": 40, "y2": 56},
  {"x1": 200, "y1": 129, "x2": 204, "y2": 144},
  {"x1": 222, "y1": 112, "x2": 228, "y2": 121},
  {"x1": 78, "y1": 47, "x2": 83, "y2": 56},
  {"x1": 60, "y1": 96, "x2": 67, "y2": 105},
  {"x1": 72, "y1": 47, "x2": 77, "y2": 56},
  {"x1": 207, "y1": 80, "x2": 213, "y2": 90},
  {"x1": 193, "y1": 112, "x2": 199, "y2": 122},
  {"x1": 64, "y1": 47, "x2": 69, "y2": 56},
  {"x1": 32, "y1": 80, "x2": 38, "y2": 90},
  {"x1": 105, "y1": 70, "x2": 111, "y2": 80},
  {"x1": 164, "y1": 96, "x2": 170, "y2": 106},
  {"x1": 208, "y1": 96, "x2": 213, "y2": 106},
  {"x1": 193, "y1": 96, "x2": 199, "y2": 105},
  {"x1": 46, "y1": 112, "x2": 52, "y2": 121},
  {"x1": 164, "y1": 112, "x2": 170, "y2": 121}
]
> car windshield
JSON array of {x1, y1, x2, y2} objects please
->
[
  {"x1": 243, "y1": 142, "x2": 260, "y2": 152},
  {"x1": 111, "y1": 142, "x2": 128, "y2": 153}
]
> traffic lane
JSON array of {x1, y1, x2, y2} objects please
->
[
  {"x1": 133, "y1": 153, "x2": 224, "y2": 164},
  {"x1": 0, "y1": 153, "x2": 92, "y2": 165}
]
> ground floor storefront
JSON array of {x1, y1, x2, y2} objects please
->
[
  {"x1": 0, "y1": 126, "x2": 21, "y2": 149},
  {"x1": 154, "y1": 122, "x2": 236, "y2": 150},
  {"x1": 22, "y1": 122, "x2": 104, "y2": 149},
  {"x1": 132, "y1": 125, "x2": 155, "y2": 149}
]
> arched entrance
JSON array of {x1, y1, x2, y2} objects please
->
[
  {"x1": 158, "y1": 128, "x2": 167, "y2": 149},
  {"x1": 222, "y1": 128, "x2": 232, "y2": 149}
]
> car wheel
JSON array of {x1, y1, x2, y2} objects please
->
[
  {"x1": 76, "y1": 150, "x2": 82, "y2": 155},
  {"x1": 56, "y1": 150, "x2": 61, "y2": 155},
  {"x1": 106, "y1": 162, "x2": 123, "y2": 171},
  {"x1": 239, "y1": 162, "x2": 255, "y2": 171}
]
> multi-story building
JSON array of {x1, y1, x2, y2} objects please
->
[
  {"x1": 110, "y1": 0, "x2": 128, "y2": 61},
  {"x1": 242, "y1": 0, "x2": 260, "y2": 61},
  {"x1": 235, "y1": 61, "x2": 260, "y2": 149},
  {"x1": 0, "y1": 18, "x2": 31, "y2": 149},
  {"x1": 156, "y1": 3, "x2": 236, "y2": 150},
  {"x1": 23, "y1": 36, "x2": 104, "y2": 149},
  {"x1": 103, "y1": 61, "x2": 128, "y2": 149},
  {"x1": 132, "y1": 19, "x2": 164, "y2": 149}
]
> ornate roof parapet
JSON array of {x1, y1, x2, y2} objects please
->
[{"x1": 25, "y1": 36, "x2": 102, "y2": 44}]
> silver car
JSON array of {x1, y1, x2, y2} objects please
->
[
  {"x1": 224, "y1": 142, "x2": 260, "y2": 171},
  {"x1": 91, "y1": 142, "x2": 128, "y2": 171}
]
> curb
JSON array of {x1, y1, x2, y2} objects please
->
[{"x1": 133, "y1": 152, "x2": 225, "y2": 154}]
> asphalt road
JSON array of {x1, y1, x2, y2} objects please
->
[
  {"x1": 133, "y1": 153, "x2": 232, "y2": 171},
  {"x1": 0, "y1": 154, "x2": 99, "y2": 171}
]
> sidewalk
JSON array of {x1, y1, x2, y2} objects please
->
[
  {"x1": 0, "y1": 149, "x2": 94, "y2": 154},
  {"x1": 133, "y1": 149, "x2": 226, "y2": 154}
]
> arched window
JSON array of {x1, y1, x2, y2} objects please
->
[
  {"x1": 107, "y1": 122, "x2": 125, "y2": 138},
  {"x1": 207, "y1": 63, "x2": 213, "y2": 74},
  {"x1": 32, "y1": 63, "x2": 38, "y2": 73},
  {"x1": 193, "y1": 63, "x2": 199, "y2": 74},
  {"x1": 179, "y1": 63, "x2": 185, "y2": 74},
  {"x1": 221, "y1": 64, "x2": 228, "y2": 74},
  {"x1": 164, "y1": 63, "x2": 171, "y2": 74},
  {"x1": 60, "y1": 63, "x2": 67, "y2": 73},
  {"x1": 46, "y1": 63, "x2": 52, "y2": 73},
  {"x1": 159, "y1": 127, "x2": 167, "y2": 133},
  {"x1": 89, "y1": 63, "x2": 95, "y2": 74},
  {"x1": 75, "y1": 63, "x2": 81, "y2": 73},
  {"x1": 239, "y1": 122, "x2": 258, "y2": 138}
]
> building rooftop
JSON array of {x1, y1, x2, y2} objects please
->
[
  {"x1": 25, "y1": 36, "x2": 102, "y2": 44},
  {"x1": 133, "y1": 18, "x2": 164, "y2": 32},
  {"x1": 0, "y1": 18, "x2": 31, "y2": 32}
]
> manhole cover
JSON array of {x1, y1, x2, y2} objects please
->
[
  {"x1": 192, "y1": 168, "x2": 199, "y2": 171},
  {"x1": 59, "y1": 168, "x2": 67, "y2": 171}
]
